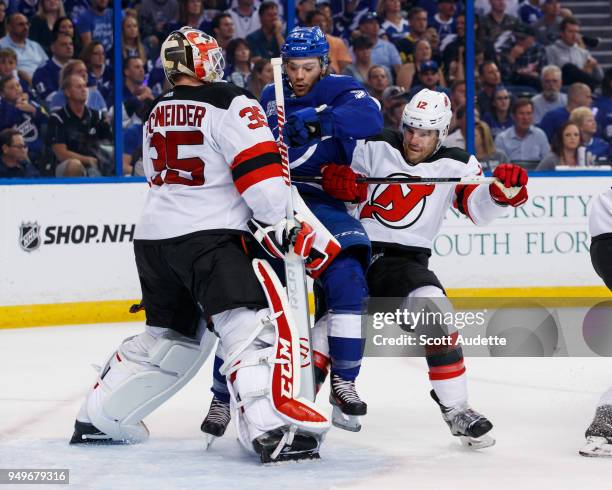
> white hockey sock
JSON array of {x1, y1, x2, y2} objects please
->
[
  {"x1": 599, "y1": 385, "x2": 612, "y2": 406},
  {"x1": 431, "y1": 372, "x2": 468, "y2": 408}
]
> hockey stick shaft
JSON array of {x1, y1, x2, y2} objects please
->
[
  {"x1": 271, "y1": 57, "x2": 316, "y2": 402},
  {"x1": 292, "y1": 175, "x2": 495, "y2": 185}
]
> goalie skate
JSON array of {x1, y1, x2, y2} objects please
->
[
  {"x1": 69, "y1": 419, "x2": 148, "y2": 445},
  {"x1": 579, "y1": 405, "x2": 612, "y2": 458},
  {"x1": 201, "y1": 396, "x2": 231, "y2": 450},
  {"x1": 329, "y1": 374, "x2": 367, "y2": 432},
  {"x1": 253, "y1": 428, "x2": 321, "y2": 464},
  {"x1": 430, "y1": 390, "x2": 495, "y2": 449}
]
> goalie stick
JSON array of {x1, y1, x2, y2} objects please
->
[{"x1": 271, "y1": 57, "x2": 316, "y2": 402}]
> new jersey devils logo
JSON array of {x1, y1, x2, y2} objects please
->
[{"x1": 360, "y1": 174, "x2": 435, "y2": 229}]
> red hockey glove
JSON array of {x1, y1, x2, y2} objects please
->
[
  {"x1": 321, "y1": 164, "x2": 368, "y2": 203},
  {"x1": 490, "y1": 163, "x2": 529, "y2": 207}
]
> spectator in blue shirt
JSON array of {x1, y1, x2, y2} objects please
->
[
  {"x1": 48, "y1": 59, "x2": 107, "y2": 111},
  {"x1": 0, "y1": 128, "x2": 40, "y2": 178},
  {"x1": 358, "y1": 12, "x2": 401, "y2": 78},
  {"x1": 0, "y1": 13, "x2": 48, "y2": 82},
  {"x1": 0, "y1": 75, "x2": 49, "y2": 166},
  {"x1": 495, "y1": 98, "x2": 550, "y2": 163},
  {"x1": 539, "y1": 82, "x2": 592, "y2": 141},
  {"x1": 482, "y1": 85, "x2": 513, "y2": 138},
  {"x1": 594, "y1": 68, "x2": 612, "y2": 143},
  {"x1": 122, "y1": 56, "x2": 154, "y2": 123},
  {"x1": 32, "y1": 32, "x2": 74, "y2": 103},
  {"x1": 246, "y1": 2, "x2": 284, "y2": 61},
  {"x1": 430, "y1": 0, "x2": 456, "y2": 44},
  {"x1": 77, "y1": 0, "x2": 113, "y2": 54},
  {"x1": 518, "y1": 0, "x2": 543, "y2": 25},
  {"x1": 570, "y1": 107, "x2": 610, "y2": 161},
  {"x1": 80, "y1": 40, "x2": 111, "y2": 104},
  {"x1": 379, "y1": 0, "x2": 410, "y2": 42}
]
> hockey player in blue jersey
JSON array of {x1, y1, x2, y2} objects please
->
[{"x1": 200, "y1": 26, "x2": 383, "y2": 439}]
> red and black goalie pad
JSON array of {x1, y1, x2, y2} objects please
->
[{"x1": 231, "y1": 141, "x2": 284, "y2": 194}]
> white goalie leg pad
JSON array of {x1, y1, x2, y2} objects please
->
[
  {"x1": 85, "y1": 321, "x2": 217, "y2": 442},
  {"x1": 214, "y1": 260, "x2": 330, "y2": 453},
  {"x1": 292, "y1": 186, "x2": 341, "y2": 278}
]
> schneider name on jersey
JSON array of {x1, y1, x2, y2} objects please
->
[
  {"x1": 351, "y1": 130, "x2": 508, "y2": 250},
  {"x1": 137, "y1": 83, "x2": 286, "y2": 240}
]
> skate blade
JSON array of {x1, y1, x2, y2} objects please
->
[
  {"x1": 204, "y1": 433, "x2": 217, "y2": 451},
  {"x1": 459, "y1": 433, "x2": 495, "y2": 449},
  {"x1": 261, "y1": 451, "x2": 321, "y2": 465},
  {"x1": 579, "y1": 436, "x2": 612, "y2": 458},
  {"x1": 331, "y1": 406, "x2": 362, "y2": 432}
]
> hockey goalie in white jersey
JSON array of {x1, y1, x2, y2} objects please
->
[
  {"x1": 320, "y1": 89, "x2": 529, "y2": 448},
  {"x1": 69, "y1": 27, "x2": 332, "y2": 463}
]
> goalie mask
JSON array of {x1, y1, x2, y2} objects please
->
[
  {"x1": 401, "y1": 89, "x2": 452, "y2": 154},
  {"x1": 161, "y1": 27, "x2": 225, "y2": 84}
]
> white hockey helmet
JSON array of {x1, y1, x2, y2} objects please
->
[
  {"x1": 160, "y1": 27, "x2": 225, "y2": 85},
  {"x1": 401, "y1": 89, "x2": 452, "y2": 152}
]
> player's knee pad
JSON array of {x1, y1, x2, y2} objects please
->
[
  {"x1": 292, "y1": 187, "x2": 341, "y2": 279},
  {"x1": 320, "y1": 252, "x2": 368, "y2": 314},
  {"x1": 86, "y1": 322, "x2": 216, "y2": 442},
  {"x1": 214, "y1": 259, "x2": 330, "y2": 453}
]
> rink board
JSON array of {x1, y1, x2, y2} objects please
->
[{"x1": 1, "y1": 177, "x2": 610, "y2": 327}]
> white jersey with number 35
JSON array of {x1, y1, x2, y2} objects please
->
[{"x1": 136, "y1": 82, "x2": 288, "y2": 241}]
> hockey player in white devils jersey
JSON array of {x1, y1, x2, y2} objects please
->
[
  {"x1": 580, "y1": 187, "x2": 612, "y2": 458},
  {"x1": 320, "y1": 89, "x2": 529, "y2": 448},
  {"x1": 69, "y1": 28, "x2": 331, "y2": 463}
]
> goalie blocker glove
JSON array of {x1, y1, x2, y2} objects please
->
[
  {"x1": 248, "y1": 216, "x2": 315, "y2": 259},
  {"x1": 489, "y1": 163, "x2": 528, "y2": 207},
  {"x1": 321, "y1": 164, "x2": 368, "y2": 203}
]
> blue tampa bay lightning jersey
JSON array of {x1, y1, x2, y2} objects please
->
[{"x1": 260, "y1": 74, "x2": 383, "y2": 201}]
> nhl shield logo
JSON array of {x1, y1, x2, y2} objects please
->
[{"x1": 19, "y1": 222, "x2": 41, "y2": 252}]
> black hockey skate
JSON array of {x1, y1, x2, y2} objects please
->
[
  {"x1": 69, "y1": 420, "x2": 115, "y2": 445},
  {"x1": 430, "y1": 390, "x2": 495, "y2": 449},
  {"x1": 580, "y1": 405, "x2": 612, "y2": 458},
  {"x1": 329, "y1": 374, "x2": 367, "y2": 432},
  {"x1": 253, "y1": 428, "x2": 321, "y2": 464},
  {"x1": 201, "y1": 396, "x2": 231, "y2": 449}
]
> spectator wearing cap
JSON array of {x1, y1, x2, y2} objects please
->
[
  {"x1": 378, "y1": 0, "x2": 410, "y2": 43},
  {"x1": 0, "y1": 128, "x2": 40, "y2": 178},
  {"x1": 430, "y1": 0, "x2": 457, "y2": 44},
  {"x1": 229, "y1": 0, "x2": 261, "y2": 41},
  {"x1": 539, "y1": 82, "x2": 592, "y2": 141},
  {"x1": 395, "y1": 7, "x2": 428, "y2": 64},
  {"x1": 531, "y1": 65, "x2": 566, "y2": 124},
  {"x1": 499, "y1": 23, "x2": 546, "y2": 91},
  {"x1": 518, "y1": 0, "x2": 543, "y2": 25},
  {"x1": 32, "y1": 32, "x2": 74, "y2": 103},
  {"x1": 366, "y1": 65, "x2": 390, "y2": 104},
  {"x1": 381, "y1": 86, "x2": 405, "y2": 130},
  {"x1": 569, "y1": 107, "x2": 610, "y2": 160},
  {"x1": 0, "y1": 75, "x2": 48, "y2": 166},
  {"x1": 343, "y1": 35, "x2": 375, "y2": 85},
  {"x1": 77, "y1": 0, "x2": 113, "y2": 54},
  {"x1": 545, "y1": 17, "x2": 603, "y2": 91},
  {"x1": 535, "y1": 0, "x2": 563, "y2": 46},
  {"x1": 477, "y1": 60, "x2": 501, "y2": 115},
  {"x1": 211, "y1": 12, "x2": 235, "y2": 55},
  {"x1": 47, "y1": 73, "x2": 112, "y2": 176},
  {"x1": 482, "y1": 85, "x2": 513, "y2": 138},
  {"x1": 478, "y1": 0, "x2": 519, "y2": 50},
  {"x1": 29, "y1": 0, "x2": 67, "y2": 57},
  {"x1": 358, "y1": 12, "x2": 401, "y2": 78},
  {"x1": 408, "y1": 60, "x2": 449, "y2": 98},
  {"x1": 246, "y1": 2, "x2": 284, "y2": 61},
  {"x1": 495, "y1": 98, "x2": 549, "y2": 163},
  {"x1": 0, "y1": 13, "x2": 48, "y2": 83},
  {"x1": 305, "y1": 10, "x2": 351, "y2": 74}
]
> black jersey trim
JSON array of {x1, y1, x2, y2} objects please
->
[
  {"x1": 366, "y1": 129, "x2": 404, "y2": 155},
  {"x1": 231, "y1": 152, "x2": 282, "y2": 181},
  {"x1": 134, "y1": 229, "x2": 247, "y2": 244},
  {"x1": 424, "y1": 146, "x2": 471, "y2": 164}
]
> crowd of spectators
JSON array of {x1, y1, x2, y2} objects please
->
[{"x1": 1, "y1": 0, "x2": 611, "y2": 179}]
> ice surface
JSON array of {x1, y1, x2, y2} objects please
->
[{"x1": 1, "y1": 323, "x2": 610, "y2": 490}]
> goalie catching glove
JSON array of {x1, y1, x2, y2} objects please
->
[
  {"x1": 248, "y1": 217, "x2": 315, "y2": 260},
  {"x1": 489, "y1": 163, "x2": 528, "y2": 207},
  {"x1": 321, "y1": 164, "x2": 368, "y2": 203}
]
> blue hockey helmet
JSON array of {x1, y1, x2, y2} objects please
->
[{"x1": 281, "y1": 26, "x2": 329, "y2": 71}]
